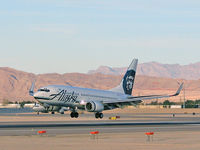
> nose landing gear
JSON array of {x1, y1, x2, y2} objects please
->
[{"x1": 95, "y1": 112, "x2": 103, "y2": 119}]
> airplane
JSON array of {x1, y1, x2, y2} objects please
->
[
  {"x1": 32, "y1": 103, "x2": 69, "y2": 115},
  {"x1": 29, "y1": 59, "x2": 183, "y2": 119}
]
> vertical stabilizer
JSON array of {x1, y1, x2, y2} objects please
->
[{"x1": 110, "y1": 59, "x2": 138, "y2": 95}]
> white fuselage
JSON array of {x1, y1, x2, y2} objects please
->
[{"x1": 33, "y1": 85, "x2": 127, "y2": 109}]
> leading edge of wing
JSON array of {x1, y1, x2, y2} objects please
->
[{"x1": 103, "y1": 83, "x2": 183, "y2": 104}]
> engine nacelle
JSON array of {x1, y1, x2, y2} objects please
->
[
  {"x1": 85, "y1": 101, "x2": 104, "y2": 112},
  {"x1": 48, "y1": 106, "x2": 61, "y2": 112}
]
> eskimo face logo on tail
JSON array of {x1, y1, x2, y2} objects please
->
[{"x1": 123, "y1": 70, "x2": 135, "y2": 95}]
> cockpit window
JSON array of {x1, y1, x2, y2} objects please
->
[{"x1": 38, "y1": 88, "x2": 50, "y2": 92}]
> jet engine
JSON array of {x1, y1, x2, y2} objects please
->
[
  {"x1": 85, "y1": 101, "x2": 104, "y2": 112},
  {"x1": 47, "y1": 106, "x2": 61, "y2": 112}
]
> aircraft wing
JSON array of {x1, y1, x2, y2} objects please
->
[
  {"x1": 103, "y1": 83, "x2": 183, "y2": 106},
  {"x1": 29, "y1": 81, "x2": 35, "y2": 96}
]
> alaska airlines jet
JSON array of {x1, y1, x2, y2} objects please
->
[{"x1": 29, "y1": 59, "x2": 183, "y2": 119}]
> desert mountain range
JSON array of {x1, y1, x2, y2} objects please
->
[
  {"x1": 0, "y1": 66, "x2": 200, "y2": 102},
  {"x1": 88, "y1": 62, "x2": 200, "y2": 80}
]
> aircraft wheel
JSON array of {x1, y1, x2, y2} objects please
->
[
  {"x1": 95, "y1": 112, "x2": 99, "y2": 119},
  {"x1": 70, "y1": 112, "x2": 75, "y2": 118},
  {"x1": 74, "y1": 112, "x2": 79, "y2": 118},
  {"x1": 95, "y1": 112, "x2": 103, "y2": 119},
  {"x1": 51, "y1": 111, "x2": 55, "y2": 114},
  {"x1": 99, "y1": 113, "x2": 103, "y2": 119}
]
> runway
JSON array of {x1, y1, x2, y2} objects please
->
[
  {"x1": 1, "y1": 120, "x2": 200, "y2": 128},
  {"x1": 1, "y1": 120, "x2": 200, "y2": 136},
  {"x1": 1, "y1": 110, "x2": 200, "y2": 136}
]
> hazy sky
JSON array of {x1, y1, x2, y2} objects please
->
[{"x1": 0, "y1": 0, "x2": 200, "y2": 74}]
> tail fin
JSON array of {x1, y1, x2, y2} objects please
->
[{"x1": 110, "y1": 59, "x2": 138, "y2": 95}]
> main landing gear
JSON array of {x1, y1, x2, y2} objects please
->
[
  {"x1": 70, "y1": 112, "x2": 79, "y2": 118},
  {"x1": 95, "y1": 112, "x2": 103, "y2": 119}
]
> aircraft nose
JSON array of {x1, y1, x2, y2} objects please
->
[{"x1": 33, "y1": 92, "x2": 39, "y2": 98}]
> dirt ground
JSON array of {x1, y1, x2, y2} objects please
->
[{"x1": 0, "y1": 131, "x2": 199, "y2": 150}]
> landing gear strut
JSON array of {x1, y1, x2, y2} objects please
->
[
  {"x1": 70, "y1": 112, "x2": 79, "y2": 118},
  {"x1": 95, "y1": 112, "x2": 103, "y2": 119}
]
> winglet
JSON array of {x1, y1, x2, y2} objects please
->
[
  {"x1": 172, "y1": 83, "x2": 183, "y2": 96},
  {"x1": 29, "y1": 81, "x2": 35, "y2": 96}
]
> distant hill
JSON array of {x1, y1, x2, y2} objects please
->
[
  {"x1": 88, "y1": 62, "x2": 200, "y2": 80},
  {"x1": 0, "y1": 67, "x2": 200, "y2": 102}
]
